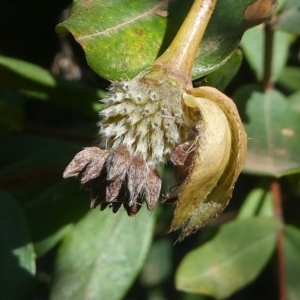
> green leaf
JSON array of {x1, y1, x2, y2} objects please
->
[
  {"x1": 240, "y1": 26, "x2": 292, "y2": 82},
  {"x1": 257, "y1": 191, "x2": 275, "y2": 218},
  {"x1": 278, "y1": 67, "x2": 300, "y2": 92},
  {"x1": 237, "y1": 187, "x2": 266, "y2": 219},
  {"x1": 180, "y1": 292, "x2": 206, "y2": 300},
  {"x1": 234, "y1": 84, "x2": 300, "y2": 177},
  {"x1": 201, "y1": 49, "x2": 243, "y2": 91},
  {"x1": 140, "y1": 238, "x2": 173, "y2": 286},
  {"x1": 283, "y1": 225, "x2": 300, "y2": 300},
  {"x1": 176, "y1": 218, "x2": 279, "y2": 299},
  {"x1": 0, "y1": 191, "x2": 35, "y2": 300},
  {"x1": 0, "y1": 135, "x2": 84, "y2": 176},
  {"x1": 288, "y1": 90, "x2": 300, "y2": 116},
  {"x1": 237, "y1": 185, "x2": 274, "y2": 220},
  {"x1": 0, "y1": 98, "x2": 24, "y2": 131},
  {"x1": 0, "y1": 135, "x2": 90, "y2": 256},
  {"x1": 276, "y1": 0, "x2": 300, "y2": 34},
  {"x1": 0, "y1": 55, "x2": 104, "y2": 118},
  {"x1": 24, "y1": 180, "x2": 89, "y2": 257},
  {"x1": 0, "y1": 89, "x2": 25, "y2": 132},
  {"x1": 50, "y1": 208, "x2": 155, "y2": 300},
  {"x1": 57, "y1": 0, "x2": 272, "y2": 81}
]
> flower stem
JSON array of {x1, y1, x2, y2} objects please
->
[
  {"x1": 270, "y1": 179, "x2": 287, "y2": 300},
  {"x1": 153, "y1": 0, "x2": 217, "y2": 87},
  {"x1": 262, "y1": 18, "x2": 274, "y2": 89}
]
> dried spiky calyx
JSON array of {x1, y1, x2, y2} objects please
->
[{"x1": 63, "y1": 144, "x2": 161, "y2": 215}]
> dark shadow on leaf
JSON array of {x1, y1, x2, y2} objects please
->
[
  {"x1": 234, "y1": 84, "x2": 264, "y2": 124},
  {"x1": 24, "y1": 180, "x2": 90, "y2": 253},
  {"x1": 0, "y1": 135, "x2": 92, "y2": 255},
  {"x1": 0, "y1": 56, "x2": 103, "y2": 120},
  {"x1": 0, "y1": 191, "x2": 35, "y2": 300}
]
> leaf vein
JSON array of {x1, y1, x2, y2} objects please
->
[{"x1": 78, "y1": 0, "x2": 166, "y2": 40}]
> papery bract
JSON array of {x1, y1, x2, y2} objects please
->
[{"x1": 167, "y1": 87, "x2": 247, "y2": 240}]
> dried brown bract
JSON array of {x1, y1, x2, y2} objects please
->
[
  {"x1": 63, "y1": 145, "x2": 161, "y2": 216},
  {"x1": 166, "y1": 87, "x2": 247, "y2": 240}
]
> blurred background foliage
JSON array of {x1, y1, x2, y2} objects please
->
[{"x1": 0, "y1": 0, "x2": 300, "y2": 299}]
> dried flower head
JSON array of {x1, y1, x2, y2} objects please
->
[
  {"x1": 63, "y1": 0, "x2": 250, "y2": 239},
  {"x1": 63, "y1": 69, "x2": 200, "y2": 215}
]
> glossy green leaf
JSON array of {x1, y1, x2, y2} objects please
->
[
  {"x1": 50, "y1": 208, "x2": 155, "y2": 300},
  {"x1": 234, "y1": 84, "x2": 300, "y2": 176},
  {"x1": 278, "y1": 67, "x2": 300, "y2": 92},
  {"x1": 276, "y1": 0, "x2": 300, "y2": 34},
  {"x1": 240, "y1": 26, "x2": 292, "y2": 82},
  {"x1": 0, "y1": 191, "x2": 35, "y2": 300},
  {"x1": 57, "y1": 0, "x2": 273, "y2": 81},
  {"x1": 0, "y1": 55, "x2": 104, "y2": 118},
  {"x1": 176, "y1": 218, "x2": 278, "y2": 299},
  {"x1": 201, "y1": 49, "x2": 243, "y2": 91},
  {"x1": 283, "y1": 225, "x2": 300, "y2": 300}
]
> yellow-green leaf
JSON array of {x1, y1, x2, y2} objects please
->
[{"x1": 176, "y1": 217, "x2": 279, "y2": 299}]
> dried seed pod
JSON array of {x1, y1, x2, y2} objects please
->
[
  {"x1": 168, "y1": 86, "x2": 247, "y2": 241},
  {"x1": 62, "y1": 0, "x2": 250, "y2": 230}
]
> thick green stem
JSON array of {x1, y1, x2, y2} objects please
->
[{"x1": 153, "y1": 0, "x2": 217, "y2": 87}]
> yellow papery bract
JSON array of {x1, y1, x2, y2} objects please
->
[{"x1": 169, "y1": 86, "x2": 247, "y2": 240}]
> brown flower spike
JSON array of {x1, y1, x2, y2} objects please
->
[{"x1": 63, "y1": 0, "x2": 254, "y2": 239}]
